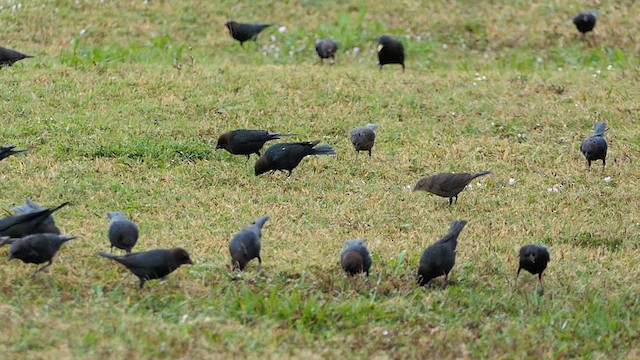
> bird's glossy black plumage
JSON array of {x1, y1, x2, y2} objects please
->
[
  {"x1": 225, "y1": 21, "x2": 272, "y2": 46},
  {"x1": 254, "y1": 140, "x2": 336, "y2": 176},
  {"x1": 377, "y1": 35, "x2": 405, "y2": 71},
  {"x1": 417, "y1": 220, "x2": 467, "y2": 287}
]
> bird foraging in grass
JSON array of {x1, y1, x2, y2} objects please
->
[
  {"x1": 580, "y1": 122, "x2": 607, "y2": 172},
  {"x1": 0, "y1": 145, "x2": 28, "y2": 162},
  {"x1": 11, "y1": 199, "x2": 60, "y2": 235},
  {"x1": 107, "y1": 212, "x2": 139, "y2": 253},
  {"x1": 4, "y1": 234, "x2": 77, "y2": 277},
  {"x1": 315, "y1": 39, "x2": 338, "y2": 63},
  {"x1": 572, "y1": 11, "x2": 598, "y2": 36},
  {"x1": 216, "y1": 129, "x2": 296, "y2": 160},
  {"x1": 413, "y1": 172, "x2": 491, "y2": 205},
  {"x1": 225, "y1": 21, "x2": 273, "y2": 46},
  {"x1": 0, "y1": 47, "x2": 34, "y2": 67},
  {"x1": 516, "y1": 244, "x2": 550, "y2": 295},
  {"x1": 417, "y1": 220, "x2": 467, "y2": 287},
  {"x1": 340, "y1": 239, "x2": 372, "y2": 277},
  {"x1": 0, "y1": 202, "x2": 69, "y2": 238},
  {"x1": 377, "y1": 35, "x2": 405, "y2": 71},
  {"x1": 254, "y1": 140, "x2": 336, "y2": 177},
  {"x1": 350, "y1": 124, "x2": 379, "y2": 159},
  {"x1": 229, "y1": 215, "x2": 269, "y2": 271}
]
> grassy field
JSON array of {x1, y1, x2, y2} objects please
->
[{"x1": 1, "y1": 0, "x2": 640, "y2": 358}]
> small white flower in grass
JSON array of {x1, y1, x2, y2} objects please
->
[
  {"x1": 289, "y1": 50, "x2": 294, "y2": 57},
  {"x1": 382, "y1": 330, "x2": 389, "y2": 336},
  {"x1": 473, "y1": 82, "x2": 477, "y2": 86},
  {"x1": 476, "y1": 182, "x2": 483, "y2": 188},
  {"x1": 451, "y1": 112, "x2": 456, "y2": 116},
  {"x1": 607, "y1": 64, "x2": 613, "y2": 71},
  {"x1": 536, "y1": 57, "x2": 543, "y2": 63},
  {"x1": 483, "y1": 53, "x2": 489, "y2": 59},
  {"x1": 466, "y1": 184, "x2": 474, "y2": 190},
  {"x1": 278, "y1": 26, "x2": 286, "y2": 33},
  {"x1": 517, "y1": 133, "x2": 526, "y2": 139},
  {"x1": 180, "y1": 314, "x2": 188, "y2": 323},
  {"x1": 416, "y1": 35, "x2": 422, "y2": 41},
  {"x1": 262, "y1": 51, "x2": 268, "y2": 57},
  {"x1": 352, "y1": 47, "x2": 360, "y2": 54},
  {"x1": 270, "y1": 35, "x2": 276, "y2": 42},
  {"x1": 442, "y1": 44, "x2": 448, "y2": 49},
  {"x1": 557, "y1": 67, "x2": 563, "y2": 72},
  {"x1": 403, "y1": 185, "x2": 412, "y2": 191},
  {"x1": 604, "y1": 176, "x2": 612, "y2": 183},
  {"x1": 80, "y1": 28, "x2": 86, "y2": 35},
  {"x1": 508, "y1": 178, "x2": 516, "y2": 186}
]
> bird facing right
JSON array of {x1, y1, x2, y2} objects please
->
[
  {"x1": 225, "y1": 21, "x2": 272, "y2": 46},
  {"x1": 229, "y1": 215, "x2": 270, "y2": 271},
  {"x1": 580, "y1": 122, "x2": 607, "y2": 172},
  {"x1": 107, "y1": 212, "x2": 139, "y2": 253},
  {"x1": 516, "y1": 244, "x2": 550, "y2": 295},
  {"x1": 413, "y1": 172, "x2": 491, "y2": 205},
  {"x1": 0, "y1": 47, "x2": 34, "y2": 67},
  {"x1": 572, "y1": 11, "x2": 598, "y2": 36},
  {"x1": 350, "y1": 124, "x2": 379, "y2": 158},
  {"x1": 11, "y1": 199, "x2": 60, "y2": 235},
  {"x1": 377, "y1": 35, "x2": 405, "y2": 71},
  {"x1": 340, "y1": 239, "x2": 372, "y2": 276},
  {"x1": 417, "y1": 220, "x2": 468, "y2": 287}
]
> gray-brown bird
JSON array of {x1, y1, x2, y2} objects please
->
[
  {"x1": 417, "y1": 220, "x2": 467, "y2": 287},
  {"x1": 229, "y1": 215, "x2": 269, "y2": 271},
  {"x1": 350, "y1": 124, "x2": 379, "y2": 158},
  {"x1": 107, "y1": 212, "x2": 139, "y2": 253},
  {"x1": 0, "y1": 47, "x2": 34, "y2": 67},
  {"x1": 315, "y1": 39, "x2": 338, "y2": 63},
  {"x1": 225, "y1": 21, "x2": 273, "y2": 46},
  {"x1": 517, "y1": 244, "x2": 550, "y2": 295},
  {"x1": 4, "y1": 234, "x2": 77, "y2": 276},
  {"x1": 580, "y1": 122, "x2": 607, "y2": 172},
  {"x1": 340, "y1": 239, "x2": 372, "y2": 276},
  {"x1": 414, "y1": 171, "x2": 491, "y2": 205},
  {"x1": 0, "y1": 145, "x2": 28, "y2": 162},
  {"x1": 11, "y1": 199, "x2": 60, "y2": 235}
]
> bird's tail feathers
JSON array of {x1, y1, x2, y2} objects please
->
[
  {"x1": 97, "y1": 251, "x2": 119, "y2": 260},
  {"x1": 472, "y1": 171, "x2": 491, "y2": 179},
  {"x1": 311, "y1": 144, "x2": 337, "y2": 156},
  {"x1": 594, "y1": 122, "x2": 606, "y2": 135},
  {"x1": 448, "y1": 220, "x2": 468, "y2": 236}
]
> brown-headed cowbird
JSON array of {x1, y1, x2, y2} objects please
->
[
  {"x1": 0, "y1": 202, "x2": 69, "y2": 237},
  {"x1": 254, "y1": 140, "x2": 336, "y2": 177},
  {"x1": 11, "y1": 199, "x2": 59, "y2": 235},
  {"x1": 107, "y1": 212, "x2": 139, "y2": 253},
  {"x1": 414, "y1": 171, "x2": 491, "y2": 205},
  {"x1": 229, "y1": 215, "x2": 269, "y2": 271},
  {"x1": 573, "y1": 11, "x2": 598, "y2": 36},
  {"x1": 340, "y1": 239, "x2": 372, "y2": 276},
  {"x1": 225, "y1": 21, "x2": 273, "y2": 46},
  {"x1": 315, "y1": 39, "x2": 338, "y2": 63},
  {"x1": 517, "y1": 244, "x2": 550, "y2": 295},
  {"x1": 580, "y1": 122, "x2": 607, "y2": 172},
  {"x1": 216, "y1": 129, "x2": 296, "y2": 160},
  {"x1": 0, "y1": 47, "x2": 33, "y2": 67},
  {"x1": 417, "y1": 220, "x2": 467, "y2": 287},
  {"x1": 0, "y1": 145, "x2": 28, "y2": 162},
  {"x1": 98, "y1": 248, "x2": 193, "y2": 289},
  {"x1": 377, "y1": 35, "x2": 404, "y2": 71},
  {"x1": 5, "y1": 234, "x2": 77, "y2": 276},
  {"x1": 350, "y1": 124, "x2": 379, "y2": 158}
]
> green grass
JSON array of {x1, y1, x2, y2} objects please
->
[{"x1": 1, "y1": 0, "x2": 640, "y2": 358}]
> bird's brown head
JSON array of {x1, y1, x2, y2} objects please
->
[
  {"x1": 225, "y1": 21, "x2": 236, "y2": 33},
  {"x1": 171, "y1": 248, "x2": 193, "y2": 265},
  {"x1": 216, "y1": 132, "x2": 231, "y2": 151},
  {"x1": 254, "y1": 156, "x2": 270, "y2": 176},
  {"x1": 413, "y1": 177, "x2": 433, "y2": 192}
]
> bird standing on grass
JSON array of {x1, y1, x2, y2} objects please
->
[
  {"x1": 414, "y1": 172, "x2": 491, "y2": 205},
  {"x1": 377, "y1": 35, "x2": 405, "y2": 71},
  {"x1": 11, "y1": 199, "x2": 60, "y2": 235},
  {"x1": 0, "y1": 47, "x2": 34, "y2": 67},
  {"x1": 572, "y1": 11, "x2": 598, "y2": 36},
  {"x1": 417, "y1": 220, "x2": 467, "y2": 287},
  {"x1": 107, "y1": 212, "x2": 139, "y2": 253},
  {"x1": 580, "y1": 122, "x2": 607, "y2": 172},
  {"x1": 0, "y1": 202, "x2": 69, "y2": 238},
  {"x1": 340, "y1": 239, "x2": 372, "y2": 276},
  {"x1": 229, "y1": 215, "x2": 269, "y2": 271},
  {"x1": 0, "y1": 145, "x2": 28, "y2": 162},
  {"x1": 3, "y1": 234, "x2": 77, "y2": 276},
  {"x1": 516, "y1": 244, "x2": 550, "y2": 295},
  {"x1": 315, "y1": 39, "x2": 338, "y2": 63},
  {"x1": 225, "y1": 21, "x2": 273, "y2": 46},
  {"x1": 350, "y1": 124, "x2": 379, "y2": 159},
  {"x1": 254, "y1": 140, "x2": 336, "y2": 177},
  {"x1": 216, "y1": 129, "x2": 296, "y2": 160}
]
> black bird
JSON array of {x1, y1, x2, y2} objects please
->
[
  {"x1": 98, "y1": 248, "x2": 193, "y2": 289},
  {"x1": 216, "y1": 129, "x2": 296, "y2": 160},
  {"x1": 229, "y1": 215, "x2": 269, "y2": 271},
  {"x1": 315, "y1": 39, "x2": 338, "y2": 63},
  {"x1": 572, "y1": 11, "x2": 598, "y2": 36},
  {"x1": 0, "y1": 47, "x2": 34, "y2": 67},
  {"x1": 414, "y1": 172, "x2": 491, "y2": 205},
  {"x1": 377, "y1": 35, "x2": 405, "y2": 71},
  {"x1": 417, "y1": 220, "x2": 467, "y2": 287},
  {"x1": 0, "y1": 145, "x2": 28, "y2": 162},
  {"x1": 0, "y1": 202, "x2": 69, "y2": 237},
  {"x1": 350, "y1": 124, "x2": 379, "y2": 158},
  {"x1": 107, "y1": 212, "x2": 139, "y2": 253},
  {"x1": 4, "y1": 234, "x2": 77, "y2": 276},
  {"x1": 580, "y1": 122, "x2": 607, "y2": 172},
  {"x1": 340, "y1": 239, "x2": 372, "y2": 276},
  {"x1": 11, "y1": 199, "x2": 60, "y2": 235},
  {"x1": 517, "y1": 244, "x2": 550, "y2": 295},
  {"x1": 225, "y1": 21, "x2": 273, "y2": 46},
  {"x1": 254, "y1": 140, "x2": 336, "y2": 177}
]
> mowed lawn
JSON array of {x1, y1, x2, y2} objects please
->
[{"x1": 1, "y1": 0, "x2": 640, "y2": 358}]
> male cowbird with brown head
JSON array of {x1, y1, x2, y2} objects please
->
[
  {"x1": 0, "y1": 145, "x2": 28, "y2": 161},
  {"x1": 11, "y1": 199, "x2": 60, "y2": 235},
  {"x1": 517, "y1": 244, "x2": 550, "y2": 295},
  {"x1": 417, "y1": 220, "x2": 467, "y2": 287},
  {"x1": 254, "y1": 140, "x2": 336, "y2": 177},
  {"x1": 216, "y1": 129, "x2": 296, "y2": 160},
  {"x1": 98, "y1": 248, "x2": 193, "y2": 289},
  {"x1": 377, "y1": 35, "x2": 404, "y2": 71},
  {"x1": 107, "y1": 212, "x2": 139, "y2": 253},
  {"x1": 0, "y1": 202, "x2": 69, "y2": 237},
  {"x1": 225, "y1": 21, "x2": 272, "y2": 46},
  {"x1": 229, "y1": 215, "x2": 269, "y2": 271},
  {"x1": 573, "y1": 11, "x2": 598, "y2": 36},
  {"x1": 414, "y1": 171, "x2": 491, "y2": 205},
  {"x1": 580, "y1": 122, "x2": 607, "y2": 172},
  {"x1": 0, "y1": 47, "x2": 34, "y2": 67},
  {"x1": 5, "y1": 234, "x2": 77, "y2": 276},
  {"x1": 340, "y1": 239, "x2": 372, "y2": 276},
  {"x1": 315, "y1": 39, "x2": 338, "y2": 63},
  {"x1": 350, "y1": 124, "x2": 379, "y2": 158}
]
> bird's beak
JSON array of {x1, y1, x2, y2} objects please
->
[
  {"x1": 186, "y1": 258, "x2": 194, "y2": 265},
  {"x1": 377, "y1": 44, "x2": 384, "y2": 52}
]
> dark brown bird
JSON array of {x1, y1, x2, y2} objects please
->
[
  {"x1": 417, "y1": 220, "x2": 467, "y2": 287},
  {"x1": 225, "y1": 21, "x2": 273, "y2": 46},
  {"x1": 0, "y1": 47, "x2": 34, "y2": 67},
  {"x1": 0, "y1": 145, "x2": 28, "y2": 162},
  {"x1": 4, "y1": 234, "x2": 77, "y2": 276},
  {"x1": 517, "y1": 244, "x2": 550, "y2": 295},
  {"x1": 414, "y1": 171, "x2": 491, "y2": 205},
  {"x1": 216, "y1": 129, "x2": 296, "y2": 160},
  {"x1": 229, "y1": 215, "x2": 269, "y2": 271},
  {"x1": 0, "y1": 202, "x2": 69, "y2": 238},
  {"x1": 11, "y1": 199, "x2": 60, "y2": 235},
  {"x1": 254, "y1": 140, "x2": 336, "y2": 177},
  {"x1": 98, "y1": 248, "x2": 193, "y2": 289},
  {"x1": 350, "y1": 124, "x2": 379, "y2": 158},
  {"x1": 107, "y1": 212, "x2": 139, "y2": 253},
  {"x1": 340, "y1": 239, "x2": 372, "y2": 276},
  {"x1": 315, "y1": 39, "x2": 338, "y2": 63},
  {"x1": 377, "y1": 35, "x2": 404, "y2": 71},
  {"x1": 572, "y1": 11, "x2": 598, "y2": 36},
  {"x1": 580, "y1": 122, "x2": 607, "y2": 172}
]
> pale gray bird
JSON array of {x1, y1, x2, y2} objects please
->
[
  {"x1": 580, "y1": 122, "x2": 607, "y2": 172},
  {"x1": 350, "y1": 124, "x2": 379, "y2": 158},
  {"x1": 11, "y1": 199, "x2": 60, "y2": 234},
  {"x1": 229, "y1": 215, "x2": 270, "y2": 271},
  {"x1": 107, "y1": 212, "x2": 139, "y2": 253},
  {"x1": 414, "y1": 172, "x2": 491, "y2": 205},
  {"x1": 340, "y1": 239, "x2": 372, "y2": 276},
  {"x1": 417, "y1": 220, "x2": 467, "y2": 286}
]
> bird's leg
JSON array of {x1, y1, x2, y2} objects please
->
[
  {"x1": 257, "y1": 255, "x2": 262, "y2": 272},
  {"x1": 587, "y1": 160, "x2": 592, "y2": 170},
  {"x1": 32, "y1": 260, "x2": 53, "y2": 277},
  {"x1": 402, "y1": 64, "x2": 405, "y2": 73},
  {"x1": 286, "y1": 170, "x2": 292, "y2": 178},
  {"x1": 139, "y1": 279, "x2": 146, "y2": 289},
  {"x1": 448, "y1": 197, "x2": 453, "y2": 206},
  {"x1": 538, "y1": 274, "x2": 545, "y2": 296},
  {"x1": 454, "y1": 195, "x2": 458, "y2": 204},
  {"x1": 442, "y1": 273, "x2": 449, "y2": 288},
  {"x1": 368, "y1": 150, "x2": 372, "y2": 159},
  {"x1": 602, "y1": 160, "x2": 606, "y2": 173},
  {"x1": 245, "y1": 155, "x2": 250, "y2": 163}
]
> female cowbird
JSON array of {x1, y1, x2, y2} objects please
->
[
  {"x1": 350, "y1": 124, "x2": 379, "y2": 158},
  {"x1": 573, "y1": 11, "x2": 598, "y2": 35},
  {"x1": 377, "y1": 35, "x2": 405, "y2": 71},
  {"x1": 5, "y1": 234, "x2": 77, "y2": 276},
  {"x1": 417, "y1": 220, "x2": 467, "y2": 287},
  {"x1": 0, "y1": 47, "x2": 33, "y2": 67},
  {"x1": 229, "y1": 215, "x2": 269, "y2": 271},
  {"x1": 340, "y1": 239, "x2": 372, "y2": 276},
  {"x1": 11, "y1": 199, "x2": 60, "y2": 235},
  {"x1": 414, "y1": 171, "x2": 491, "y2": 205},
  {"x1": 315, "y1": 39, "x2": 338, "y2": 63},
  {"x1": 0, "y1": 202, "x2": 69, "y2": 237},
  {"x1": 107, "y1": 212, "x2": 139, "y2": 253},
  {"x1": 0, "y1": 145, "x2": 28, "y2": 161},
  {"x1": 517, "y1": 244, "x2": 550, "y2": 295},
  {"x1": 225, "y1": 21, "x2": 272, "y2": 46},
  {"x1": 216, "y1": 129, "x2": 296, "y2": 159},
  {"x1": 580, "y1": 122, "x2": 607, "y2": 172},
  {"x1": 254, "y1": 140, "x2": 336, "y2": 177},
  {"x1": 98, "y1": 248, "x2": 193, "y2": 289}
]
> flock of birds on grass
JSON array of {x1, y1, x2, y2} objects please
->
[{"x1": 1, "y1": 10, "x2": 605, "y2": 294}]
